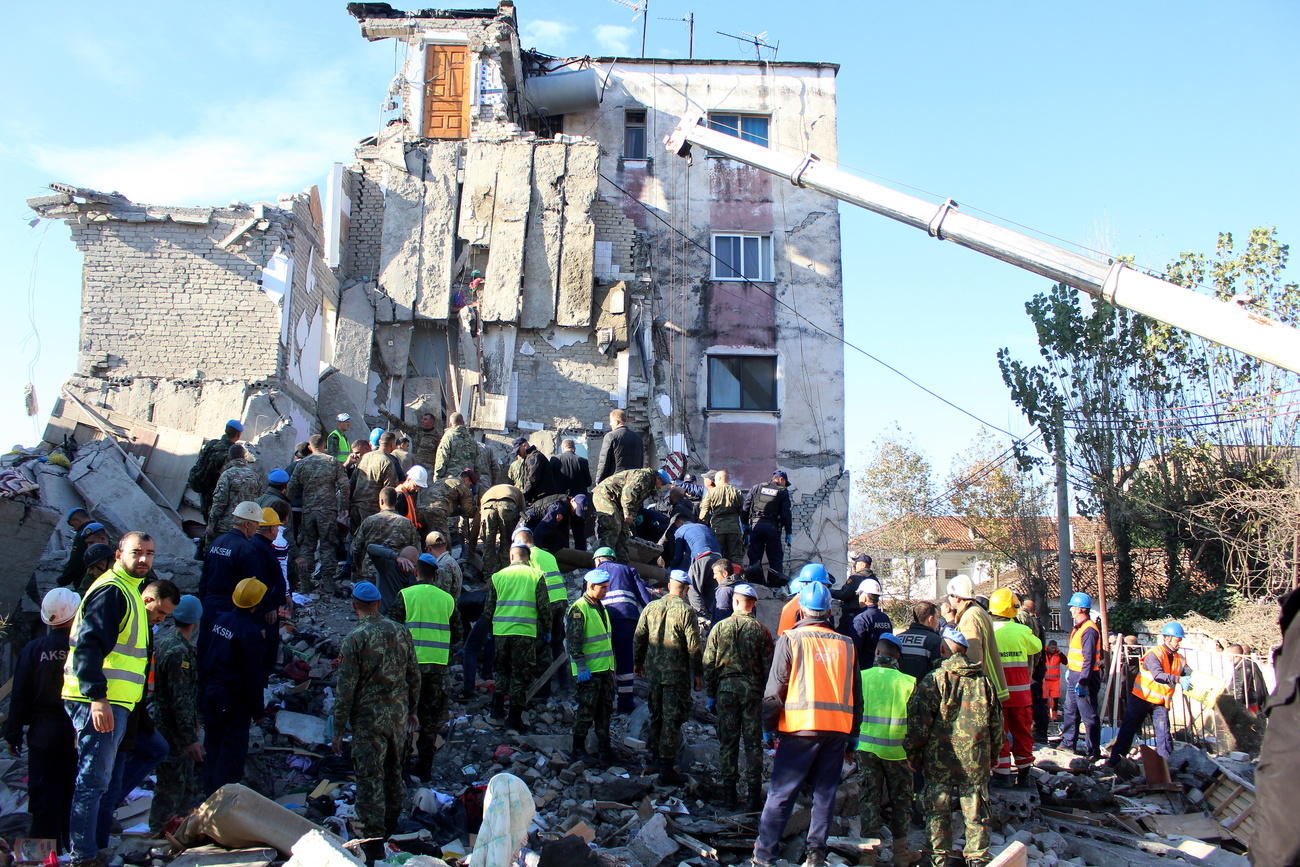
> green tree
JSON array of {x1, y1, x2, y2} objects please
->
[{"x1": 855, "y1": 426, "x2": 935, "y2": 600}]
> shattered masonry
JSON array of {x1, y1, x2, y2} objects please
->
[{"x1": 27, "y1": 1, "x2": 848, "y2": 569}]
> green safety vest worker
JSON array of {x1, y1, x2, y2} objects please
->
[
  {"x1": 326, "y1": 428, "x2": 349, "y2": 463},
  {"x1": 569, "y1": 596, "x2": 615, "y2": 677},
  {"x1": 491, "y1": 564, "x2": 544, "y2": 638},
  {"x1": 856, "y1": 664, "x2": 916, "y2": 761},
  {"x1": 62, "y1": 567, "x2": 149, "y2": 708},
  {"x1": 398, "y1": 583, "x2": 456, "y2": 665},
  {"x1": 531, "y1": 546, "x2": 566, "y2": 605}
]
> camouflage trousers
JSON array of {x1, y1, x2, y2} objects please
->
[
  {"x1": 352, "y1": 722, "x2": 407, "y2": 838},
  {"x1": 595, "y1": 510, "x2": 630, "y2": 563},
  {"x1": 717, "y1": 684, "x2": 763, "y2": 793},
  {"x1": 411, "y1": 663, "x2": 448, "y2": 779},
  {"x1": 713, "y1": 530, "x2": 745, "y2": 565},
  {"x1": 857, "y1": 752, "x2": 913, "y2": 839},
  {"x1": 481, "y1": 502, "x2": 520, "y2": 577},
  {"x1": 647, "y1": 682, "x2": 692, "y2": 763},
  {"x1": 298, "y1": 509, "x2": 339, "y2": 591},
  {"x1": 922, "y1": 777, "x2": 990, "y2": 865},
  {"x1": 574, "y1": 670, "x2": 614, "y2": 751},
  {"x1": 496, "y1": 634, "x2": 537, "y2": 708},
  {"x1": 149, "y1": 752, "x2": 200, "y2": 830}
]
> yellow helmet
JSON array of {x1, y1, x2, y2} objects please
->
[
  {"x1": 259, "y1": 506, "x2": 282, "y2": 528},
  {"x1": 232, "y1": 577, "x2": 268, "y2": 609},
  {"x1": 989, "y1": 587, "x2": 1019, "y2": 618}
]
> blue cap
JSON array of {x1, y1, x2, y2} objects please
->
[
  {"x1": 941, "y1": 625, "x2": 969, "y2": 648},
  {"x1": 797, "y1": 563, "x2": 829, "y2": 585},
  {"x1": 877, "y1": 632, "x2": 901, "y2": 650},
  {"x1": 369, "y1": 427, "x2": 384, "y2": 447},
  {"x1": 732, "y1": 583, "x2": 757, "y2": 599},
  {"x1": 585, "y1": 569, "x2": 611, "y2": 585},
  {"x1": 268, "y1": 468, "x2": 290, "y2": 485},
  {"x1": 669, "y1": 569, "x2": 691, "y2": 585},
  {"x1": 65, "y1": 507, "x2": 89, "y2": 522},
  {"x1": 418, "y1": 553, "x2": 438, "y2": 566},
  {"x1": 82, "y1": 522, "x2": 106, "y2": 536},
  {"x1": 173, "y1": 595, "x2": 203, "y2": 625},
  {"x1": 656, "y1": 469, "x2": 671, "y2": 484},
  {"x1": 352, "y1": 581, "x2": 381, "y2": 602},
  {"x1": 512, "y1": 437, "x2": 529, "y2": 448},
  {"x1": 773, "y1": 470, "x2": 788, "y2": 481},
  {"x1": 799, "y1": 582, "x2": 830, "y2": 612},
  {"x1": 1068, "y1": 592, "x2": 1093, "y2": 610},
  {"x1": 1162, "y1": 621, "x2": 1185, "y2": 638},
  {"x1": 227, "y1": 419, "x2": 244, "y2": 432}
]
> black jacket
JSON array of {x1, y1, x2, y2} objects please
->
[
  {"x1": 519, "y1": 446, "x2": 557, "y2": 504},
  {"x1": 550, "y1": 452, "x2": 592, "y2": 496},
  {"x1": 5, "y1": 630, "x2": 72, "y2": 747},
  {"x1": 595, "y1": 425, "x2": 644, "y2": 483}
]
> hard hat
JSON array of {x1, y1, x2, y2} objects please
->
[
  {"x1": 232, "y1": 501, "x2": 264, "y2": 523},
  {"x1": 1161, "y1": 622, "x2": 1186, "y2": 639},
  {"x1": 799, "y1": 581, "x2": 831, "y2": 613},
  {"x1": 941, "y1": 625, "x2": 969, "y2": 648},
  {"x1": 858, "y1": 578, "x2": 883, "y2": 597},
  {"x1": 405, "y1": 465, "x2": 429, "y2": 488},
  {"x1": 585, "y1": 569, "x2": 612, "y2": 585},
  {"x1": 259, "y1": 507, "x2": 282, "y2": 528},
  {"x1": 989, "y1": 588, "x2": 1019, "y2": 618},
  {"x1": 1068, "y1": 592, "x2": 1093, "y2": 610},
  {"x1": 732, "y1": 583, "x2": 757, "y2": 599},
  {"x1": 946, "y1": 574, "x2": 974, "y2": 600},
  {"x1": 352, "y1": 581, "x2": 382, "y2": 602},
  {"x1": 227, "y1": 419, "x2": 245, "y2": 432},
  {"x1": 369, "y1": 427, "x2": 384, "y2": 447},
  {"x1": 787, "y1": 578, "x2": 806, "y2": 597},
  {"x1": 593, "y1": 547, "x2": 617, "y2": 560},
  {"x1": 172, "y1": 595, "x2": 203, "y2": 625},
  {"x1": 876, "y1": 632, "x2": 901, "y2": 650},
  {"x1": 41, "y1": 587, "x2": 80, "y2": 627},
  {"x1": 669, "y1": 569, "x2": 691, "y2": 585},
  {"x1": 798, "y1": 563, "x2": 830, "y2": 585},
  {"x1": 268, "y1": 468, "x2": 290, "y2": 485},
  {"x1": 656, "y1": 469, "x2": 672, "y2": 484},
  {"x1": 232, "y1": 578, "x2": 268, "y2": 609},
  {"x1": 336, "y1": 413, "x2": 351, "y2": 422}
]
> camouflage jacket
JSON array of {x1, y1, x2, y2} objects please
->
[
  {"x1": 435, "y1": 425, "x2": 481, "y2": 481},
  {"x1": 903, "y1": 654, "x2": 1004, "y2": 782},
  {"x1": 477, "y1": 441, "x2": 501, "y2": 488},
  {"x1": 418, "y1": 478, "x2": 475, "y2": 520},
  {"x1": 350, "y1": 451, "x2": 400, "y2": 516},
  {"x1": 507, "y1": 457, "x2": 524, "y2": 488},
  {"x1": 209, "y1": 461, "x2": 264, "y2": 536},
  {"x1": 594, "y1": 469, "x2": 659, "y2": 519},
  {"x1": 384, "y1": 412, "x2": 442, "y2": 472},
  {"x1": 334, "y1": 612, "x2": 420, "y2": 734},
  {"x1": 188, "y1": 433, "x2": 235, "y2": 496},
  {"x1": 699, "y1": 484, "x2": 744, "y2": 534},
  {"x1": 351, "y1": 510, "x2": 421, "y2": 578},
  {"x1": 703, "y1": 610, "x2": 774, "y2": 697},
  {"x1": 152, "y1": 629, "x2": 199, "y2": 748},
  {"x1": 480, "y1": 483, "x2": 525, "y2": 510},
  {"x1": 288, "y1": 453, "x2": 349, "y2": 513},
  {"x1": 633, "y1": 594, "x2": 702, "y2": 685}
]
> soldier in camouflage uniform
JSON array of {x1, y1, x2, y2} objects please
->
[
  {"x1": 288, "y1": 434, "x2": 349, "y2": 593},
  {"x1": 434, "y1": 413, "x2": 482, "y2": 479},
  {"x1": 150, "y1": 595, "x2": 204, "y2": 830},
  {"x1": 351, "y1": 488, "x2": 421, "y2": 600},
  {"x1": 904, "y1": 627, "x2": 1004, "y2": 867},
  {"x1": 699, "y1": 470, "x2": 745, "y2": 564},
  {"x1": 187, "y1": 420, "x2": 242, "y2": 519},
  {"x1": 333, "y1": 581, "x2": 421, "y2": 839},
  {"x1": 381, "y1": 408, "x2": 443, "y2": 473},
  {"x1": 480, "y1": 483, "x2": 525, "y2": 577},
  {"x1": 350, "y1": 435, "x2": 401, "y2": 527},
  {"x1": 633, "y1": 570, "x2": 702, "y2": 784},
  {"x1": 856, "y1": 634, "x2": 917, "y2": 860},
  {"x1": 207, "y1": 445, "x2": 263, "y2": 542},
  {"x1": 567, "y1": 570, "x2": 616, "y2": 763},
  {"x1": 593, "y1": 468, "x2": 668, "y2": 563},
  {"x1": 506, "y1": 456, "x2": 524, "y2": 488},
  {"x1": 423, "y1": 471, "x2": 478, "y2": 552},
  {"x1": 703, "y1": 582, "x2": 774, "y2": 808}
]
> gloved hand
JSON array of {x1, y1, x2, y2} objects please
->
[
  {"x1": 784, "y1": 534, "x2": 793, "y2": 547},
  {"x1": 576, "y1": 664, "x2": 592, "y2": 683},
  {"x1": 762, "y1": 731, "x2": 775, "y2": 747},
  {"x1": 1073, "y1": 682, "x2": 1088, "y2": 698},
  {"x1": 706, "y1": 698, "x2": 717, "y2": 713},
  {"x1": 1180, "y1": 675, "x2": 1193, "y2": 692}
]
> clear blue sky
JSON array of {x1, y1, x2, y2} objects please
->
[{"x1": 3, "y1": 1, "x2": 1297, "y2": 504}]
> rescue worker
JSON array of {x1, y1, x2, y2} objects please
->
[
  {"x1": 698, "y1": 469, "x2": 745, "y2": 563},
  {"x1": 393, "y1": 465, "x2": 430, "y2": 535},
  {"x1": 512, "y1": 437, "x2": 556, "y2": 505},
  {"x1": 513, "y1": 528, "x2": 568, "y2": 699},
  {"x1": 418, "y1": 472, "x2": 473, "y2": 548},
  {"x1": 76, "y1": 542, "x2": 115, "y2": 597},
  {"x1": 1106, "y1": 622, "x2": 1192, "y2": 764},
  {"x1": 855, "y1": 633, "x2": 917, "y2": 862},
  {"x1": 187, "y1": 420, "x2": 243, "y2": 518},
  {"x1": 288, "y1": 433, "x2": 349, "y2": 594},
  {"x1": 633, "y1": 570, "x2": 702, "y2": 784},
  {"x1": 905, "y1": 627, "x2": 1004, "y2": 867},
  {"x1": 206, "y1": 444, "x2": 263, "y2": 542},
  {"x1": 5, "y1": 588, "x2": 80, "y2": 849},
  {"x1": 670, "y1": 517, "x2": 723, "y2": 572},
  {"x1": 593, "y1": 468, "x2": 668, "y2": 563},
  {"x1": 1043, "y1": 640, "x2": 1064, "y2": 720},
  {"x1": 381, "y1": 407, "x2": 443, "y2": 474},
  {"x1": 485, "y1": 544, "x2": 549, "y2": 730},
  {"x1": 752, "y1": 582, "x2": 860, "y2": 867},
  {"x1": 248, "y1": 507, "x2": 290, "y2": 655},
  {"x1": 833, "y1": 552, "x2": 876, "y2": 636},
  {"x1": 433, "y1": 412, "x2": 480, "y2": 480},
  {"x1": 1058, "y1": 592, "x2": 1102, "y2": 758},
  {"x1": 62, "y1": 533, "x2": 168, "y2": 865},
  {"x1": 851, "y1": 577, "x2": 894, "y2": 670},
  {"x1": 947, "y1": 574, "x2": 1008, "y2": 702},
  {"x1": 898, "y1": 601, "x2": 943, "y2": 680},
  {"x1": 743, "y1": 470, "x2": 793, "y2": 579},
  {"x1": 59, "y1": 513, "x2": 106, "y2": 589},
  {"x1": 390, "y1": 555, "x2": 461, "y2": 780},
  {"x1": 593, "y1": 547, "x2": 654, "y2": 713},
  {"x1": 333, "y1": 581, "x2": 420, "y2": 839},
  {"x1": 351, "y1": 487, "x2": 421, "y2": 606},
  {"x1": 595, "y1": 408, "x2": 645, "y2": 483},
  {"x1": 480, "y1": 482, "x2": 525, "y2": 577},
  {"x1": 988, "y1": 588, "x2": 1041, "y2": 787},
  {"x1": 350, "y1": 431, "x2": 401, "y2": 526},
  {"x1": 258, "y1": 468, "x2": 294, "y2": 556},
  {"x1": 1017, "y1": 597, "x2": 1048, "y2": 741},
  {"x1": 1253, "y1": 583, "x2": 1300, "y2": 866},
  {"x1": 778, "y1": 563, "x2": 831, "y2": 636},
  {"x1": 197, "y1": 501, "x2": 263, "y2": 657},
  {"x1": 326, "y1": 412, "x2": 352, "y2": 462},
  {"x1": 424, "y1": 530, "x2": 464, "y2": 600},
  {"x1": 550, "y1": 438, "x2": 592, "y2": 497},
  {"x1": 568, "y1": 570, "x2": 617, "y2": 763},
  {"x1": 199, "y1": 578, "x2": 270, "y2": 794},
  {"x1": 149, "y1": 594, "x2": 204, "y2": 830},
  {"x1": 703, "y1": 582, "x2": 774, "y2": 810},
  {"x1": 710, "y1": 558, "x2": 741, "y2": 623},
  {"x1": 521, "y1": 491, "x2": 573, "y2": 553}
]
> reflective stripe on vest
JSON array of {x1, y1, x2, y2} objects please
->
[
  {"x1": 1043, "y1": 652, "x2": 1063, "y2": 682},
  {"x1": 530, "y1": 548, "x2": 567, "y2": 604},
  {"x1": 856, "y1": 665, "x2": 916, "y2": 760},
  {"x1": 603, "y1": 588, "x2": 639, "y2": 609},
  {"x1": 993, "y1": 620, "x2": 1035, "y2": 704},
  {"x1": 569, "y1": 598, "x2": 615, "y2": 676},
  {"x1": 1067, "y1": 620, "x2": 1100, "y2": 672},
  {"x1": 62, "y1": 568, "x2": 148, "y2": 708},
  {"x1": 780, "y1": 625, "x2": 856, "y2": 734},
  {"x1": 400, "y1": 583, "x2": 456, "y2": 665},
  {"x1": 492, "y1": 565, "x2": 542, "y2": 637},
  {"x1": 1133, "y1": 645, "x2": 1182, "y2": 707}
]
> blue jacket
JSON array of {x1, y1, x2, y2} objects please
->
[
  {"x1": 200, "y1": 608, "x2": 269, "y2": 719},
  {"x1": 851, "y1": 605, "x2": 894, "y2": 670},
  {"x1": 600, "y1": 562, "x2": 653, "y2": 621},
  {"x1": 672, "y1": 522, "x2": 722, "y2": 571},
  {"x1": 199, "y1": 530, "x2": 259, "y2": 617}
]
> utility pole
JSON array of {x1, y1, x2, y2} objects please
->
[{"x1": 1055, "y1": 414, "x2": 1073, "y2": 633}]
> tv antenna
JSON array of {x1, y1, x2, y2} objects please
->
[
  {"x1": 608, "y1": 0, "x2": 649, "y2": 57},
  {"x1": 716, "y1": 29, "x2": 778, "y2": 61},
  {"x1": 658, "y1": 12, "x2": 695, "y2": 58}
]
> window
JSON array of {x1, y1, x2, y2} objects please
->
[
  {"x1": 707, "y1": 112, "x2": 770, "y2": 148},
  {"x1": 712, "y1": 233, "x2": 774, "y2": 281},
  {"x1": 624, "y1": 110, "x2": 647, "y2": 159},
  {"x1": 708, "y1": 355, "x2": 778, "y2": 411}
]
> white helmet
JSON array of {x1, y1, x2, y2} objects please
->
[
  {"x1": 858, "y1": 578, "x2": 884, "y2": 598},
  {"x1": 406, "y1": 465, "x2": 430, "y2": 488},
  {"x1": 42, "y1": 587, "x2": 81, "y2": 627},
  {"x1": 946, "y1": 574, "x2": 975, "y2": 600}
]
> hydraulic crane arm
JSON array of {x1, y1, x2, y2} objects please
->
[{"x1": 665, "y1": 116, "x2": 1300, "y2": 375}]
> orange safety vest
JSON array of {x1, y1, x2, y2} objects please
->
[
  {"x1": 1043, "y1": 649, "x2": 1063, "y2": 685},
  {"x1": 777, "y1": 596, "x2": 801, "y2": 637},
  {"x1": 779, "y1": 624, "x2": 856, "y2": 734},
  {"x1": 1132, "y1": 645, "x2": 1183, "y2": 707},
  {"x1": 1067, "y1": 619, "x2": 1100, "y2": 673}
]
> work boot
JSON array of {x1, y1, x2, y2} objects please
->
[
  {"x1": 490, "y1": 693, "x2": 506, "y2": 721},
  {"x1": 990, "y1": 773, "x2": 1013, "y2": 789},
  {"x1": 1015, "y1": 768, "x2": 1032, "y2": 788},
  {"x1": 571, "y1": 733, "x2": 593, "y2": 762},
  {"x1": 745, "y1": 785, "x2": 764, "y2": 812},
  {"x1": 507, "y1": 706, "x2": 526, "y2": 732},
  {"x1": 597, "y1": 743, "x2": 616, "y2": 766},
  {"x1": 801, "y1": 847, "x2": 828, "y2": 867}
]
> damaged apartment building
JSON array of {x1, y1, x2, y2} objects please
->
[{"x1": 27, "y1": 1, "x2": 849, "y2": 569}]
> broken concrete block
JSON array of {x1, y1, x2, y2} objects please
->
[
  {"x1": 275, "y1": 710, "x2": 328, "y2": 746},
  {"x1": 67, "y1": 440, "x2": 191, "y2": 556},
  {"x1": 628, "y1": 813, "x2": 679, "y2": 867},
  {"x1": 0, "y1": 498, "x2": 58, "y2": 620},
  {"x1": 556, "y1": 142, "x2": 598, "y2": 328},
  {"x1": 176, "y1": 784, "x2": 341, "y2": 858},
  {"x1": 482, "y1": 140, "x2": 533, "y2": 323},
  {"x1": 521, "y1": 142, "x2": 566, "y2": 329}
]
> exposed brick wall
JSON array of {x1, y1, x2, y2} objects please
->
[
  {"x1": 343, "y1": 164, "x2": 383, "y2": 283},
  {"x1": 512, "y1": 330, "x2": 618, "y2": 430},
  {"x1": 593, "y1": 197, "x2": 638, "y2": 278}
]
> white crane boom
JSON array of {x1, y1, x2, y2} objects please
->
[{"x1": 664, "y1": 117, "x2": 1300, "y2": 375}]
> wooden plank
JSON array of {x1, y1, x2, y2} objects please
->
[{"x1": 988, "y1": 841, "x2": 1029, "y2": 867}]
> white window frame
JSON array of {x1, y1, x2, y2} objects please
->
[
  {"x1": 706, "y1": 112, "x2": 771, "y2": 149},
  {"x1": 705, "y1": 351, "x2": 779, "y2": 413},
  {"x1": 711, "y1": 233, "x2": 774, "y2": 282}
]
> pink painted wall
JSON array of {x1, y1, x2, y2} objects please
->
[
  {"x1": 707, "y1": 419, "x2": 777, "y2": 489},
  {"x1": 708, "y1": 162, "x2": 774, "y2": 230},
  {"x1": 707, "y1": 281, "x2": 775, "y2": 347}
]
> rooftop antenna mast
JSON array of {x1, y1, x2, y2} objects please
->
[
  {"x1": 609, "y1": 0, "x2": 649, "y2": 57},
  {"x1": 716, "y1": 29, "x2": 778, "y2": 61},
  {"x1": 659, "y1": 12, "x2": 695, "y2": 58}
]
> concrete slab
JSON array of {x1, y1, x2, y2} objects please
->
[
  {"x1": 458, "y1": 141, "x2": 504, "y2": 249},
  {"x1": 482, "y1": 140, "x2": 533, "y2": 323},
  {"x1": 377, "y1": 163, "x2": 425, "y2": 321},
  {"x1": 556, "y1": 142, "x2": 598, "y2": 327},
  {"x1": 324, "y1": 281, "x2": 376, "y2": 427},
  {"x1": 415, "y1": 143, "x2": 460, "y2": 320},
  {"x1": 67, "y1": 441, "x2": 191, "y2": 557},
  {"x1": 520, "y1": 142, "x2": 566, "y2": 329},
  {"x1": 0, "y1": 499, "x2": 59, "y2": 620}
]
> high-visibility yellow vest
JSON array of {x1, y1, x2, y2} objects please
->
[
  {"x1": 1133, "y1": 645, "x2": 1183, "y2": 707},
  {"x1": 779, "y1": 624, "x2": 856, "y2": 734},
  {"x1": 1068, "y1": 619, "x2": 1100, "y2": 673},
  {"x1": 399, "y1": 583, "x2": 456, "y2": 665},
  {"x1": 857, "y1": 665, "x2": 915, "y2": 760},
  {"x1": 993, "y1": 619, "x2": 1041, "y2": 707},
  {"x1": 531, "y1": 547, "x2": 566, "y2": 604},
  {"x1": 569, "y1": 596, "x2": 615, "y2": 676},
  {"x1": 491, "y1": 564, "x2": 543, "y2": 637},
  {"x1": 62, "y1": 567, "x2": 148, "y2": 709},
  {"x1": 326, "y1": 429, "x2": 349, "y2": 462}
]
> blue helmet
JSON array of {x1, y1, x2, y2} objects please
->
[
  {"x1": 787, "y1": 578, "x2": 806, "y2": 597},
  {"x1": 1068, "y1": 592, "x2": 1093, "y2": 610},
  {"x1": 877, "y1": 632, "x2": 901, "y2": 650},
  {"x1": 798, "y1": 563, "x2": 830, "y2": 585},
  {"x1": 369, "y1": 427, "x2": 385, "y2": 447},
  {"x1": 1161, "y1": 621, "x2": 1185, "y2": 639},
  {"x1": 941, "y1": 625, "x2": 969, "y2": 648},
  {"x1": 798, "y1": 581, "x2": 831, "y2": 613}
]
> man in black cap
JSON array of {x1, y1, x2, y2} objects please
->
[
  {"x1": 512, "y1": 437, "x2": 556, "y2": 505},
  {"x1": 743, "y1": 471, "x2": 793, "y2": 578}
]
